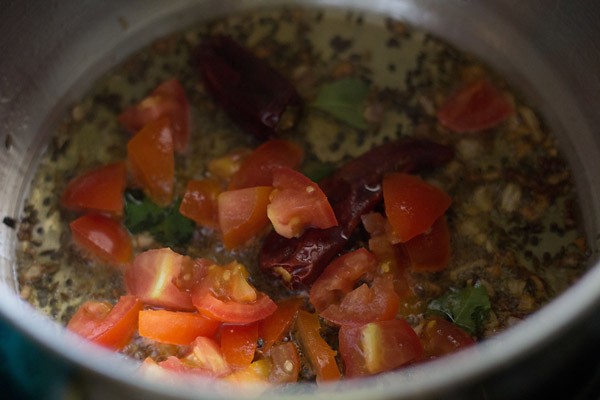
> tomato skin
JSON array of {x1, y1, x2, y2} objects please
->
[
  {"x1": 383, "y1": 172, "x2": 451, "y2": 242},
  {"x1": 138, "y1": 309, "x2": 220, "y2": 345},
  {"x1": 436, "y1": 78, "x2": 513, "y2": 133},
  {"x1": 295, "y1": 310, "x2": 340, "y2": 383},
  {"x1": 420, "y1": 316, "x2": 475, "y2": 359},
  {"x1": 228, "y1": 139, "x2": 304, "y2": 190},
  {"x1": 61, "y1": 161, "x2": 127, "y2": 216},
  {"x1": 179, "y1": 179, "x2": 221, "y2": 229},
  {"x1": 119, "y1": 79, "x2": 191, "y2": 153},
  {"x1": 267, "y1": 342, "x2": 300, "y2": 384},
  {"x1": 339, "y1": 319, "x2": 423, "y2": 377},
  {"x1": 267, "y1": 167, "x2": 338, "y2": 238},
  {"x1": 192, "y1": 262, "x2": 277, "y2": 324},
  {"x1": 67, "y1": 295, "x2": 143, "y2": 350},
  {"x1": 402, "y1": 216, "x2": 451, "y2": 272},
  {"x1": 258, "y1": 297, "x2": 303, "y2": 351},
  {"x1": 218, "y1": 186, "x2": 273, "y2": 249},
  {"x1": 127, "y1": 116, "x2": 175, "y2": 206},
  {"x1": 125, "y1": 248, "x2": 202, "y2": 311},
  {"x1": 70, "y1": 214, "x2": 132, "y2": 266},
  {"x1": 220, "y1": 323, "x2": 259, "y2": 369}
]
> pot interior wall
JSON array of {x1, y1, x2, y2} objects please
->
[{"x1": 1, "y1": 1, "x2": 599, "y2": 399}]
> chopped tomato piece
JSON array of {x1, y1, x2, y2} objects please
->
[
  {"x1": 228, "y1": 139, "x2": 304, "y2": 190},
  {"x1": 267, "y1": 342, "x2": 300, "y2": 384},
  {"x1": 208, "y1": 148, "x2": 251, "y2": 182},
  {"x1": 60, "y1": 161, "x2": 127, "y2": 216},
  {"x1": 138, "y1": 309, "x2": 220, "y2": 345},
  {"x1": 192, "y1": 262, "x2": 277, "y2": 323},
  {"x1": 310, "y1": 248, "x2": 399, "y2": 326},
  {"x1": 67, "y1": 295, "x2": 142, "y2": 350},
  {"x1": 436, "y1": 78, "x2": 513, "y2": 133},
  {"x1": 125, "y1": 248, "x2": 206, "y2": 311},
  {"x1": 127, "y1": 117, "x2": 175, "y2": 206},
  {"x1": 367, "y1": 234, "x2": 413, "y2": 299},
  {"x1": 258, "y1": 297, "x2": 303, "y2": 351},
  {"x1": 383, "y1": 173, "x2": 451, "y2": 242},
  {"x1": 160, "y1": 336, "x2": 232, "y2": 377},
  {"x1": 119, "y1": 79, "x2": 191, "y2": 153},
  {"x1": 221, "y1": 323, "x2": 259, "y2": 369},
  {"x1": 310, "y1": 248, "x2": 376, "y2": 312},
  {"x1": 70, "y1": 214, "x2": 132, "y2": 266},
  {"x1": 339, "y1": 319, "x2": 423, "y2": 377},
  {"x1": 362, "y1": 212, "x2": 417, "y2": 299},
  {"x1": 267, "y1": 167, "x2": 338, "y2": 238},
  {"x1": 294, "y1": 310, "x2": 340, "y2": 383},
  {"x1": 218, "y1": 186, "x2": 273, "y2": 249},
  {"x1": 319, "y1": 276, "x2": 399, "y2": 326},
  {"x1": 179, "y1": 179, "x2": 221, "y2": 229},
  {"x1": 361, "y1": 212, "x2": 387, "y2": 237},
  {"x1": 224, "y1": 359, "x2": 272, "y2": 385},
  {"x1": 402, "y1": 216, "x2": 451, "y2": 272},
  {"x1": 420, "y1": 316, "x2": 475, "y2": 359}
]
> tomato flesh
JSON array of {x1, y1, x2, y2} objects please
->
[
  {"x1": 310, "y1": 248, "x2": 377, "y2": 312},
  {"x1": 420, "y1": 316, "x2": 475, "y2": 359},
  {"x1": 218, "y1": 186, "x2": 273, "y2": 249},
  {"x1": 179, "y1": 178, "x2": 221, "y2": 229},
  {"x1": 310, "y1": 248, "x2": 398, "y2": 326},
  {"x1": 267, "y1": 167, "x2": 338, "y2": 238},
  {"x1": 160, "y1": 336, "x2": 232, "y2": 377},
  {"x1": 402, "y1": 216, "x2": 451, "y2": 272},
  {"x1": 383, "y1": 172, "x2": 451, "y2": 242},
  {"x1": 119, "y1": 79, "x2": 191, "y2": 153},
  {"x1": 67, "y1": 295, "x2": 143, "y2": 350},
  {"x1": 319, "y1": 275, "x2": 399, "y2": 326},
  {"x1": 61, "y1": 161, "x2": 127, "y2": 216},
  {"x1": 70, "y1": 214, "x2": 132, "y2": 266},
  {"x1": 339, "y1": 319, "x2": 423, "y2": 377},
  {"x1": 436, "y1": 78, "x2": 513, "y2": 133},
  {"x1": 228, "y1": 139, "x2": 304, "y2": 190},
  {"x1": 224, "y1": 359, "x2": 272, "y2": 384},
  {"x1": 192, "y1": 262, "x2": 277, "y2": 324},
  {"x1": 220, "y1": 323, "x2": 259, "y2": 369},
  {"x1": 125, "y1": 248, "x2": 202, "y2": 311},
  {"x1": 138, "y1": 309, "x2": 220, "y2": 345},
  {"x1": 127, "y1": 116, "x2": 175, "y2": 206},
  {"x1": 295, "y1": 310, "x2": 340, "y2": 383}
]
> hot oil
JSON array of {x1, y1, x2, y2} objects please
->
[{"x1": 15, "y1": 7, "x2": 589, "y2": 361}]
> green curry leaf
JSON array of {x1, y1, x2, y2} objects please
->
[
  {"x1": 124, "y1": 190, "x2": 163, "y2": 233},
  {"x1": 312, "y1": 77, "x2": 370, "y2": 130},
  {"x1": 124, "y1": 190, "x2": 194, "y2": 247},
  {"x1": 427, "y1": 282, "x2": 491, "y2": 335}
]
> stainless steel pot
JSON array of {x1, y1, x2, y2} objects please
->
[{"x1": 1, "y1": 1, "x2": 600, "y2": 399}]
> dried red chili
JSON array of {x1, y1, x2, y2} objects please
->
[{"x1": 195, "y1": 35, "x2": 302, "y2": 140}]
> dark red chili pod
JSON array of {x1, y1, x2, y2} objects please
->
[{"x1": 196, "y1": 35, "x2": 302, "y2": 140}]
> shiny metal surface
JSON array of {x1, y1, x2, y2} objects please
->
[{"x1": 1, "y1": 1, "x2": 599, "y2": 399}]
